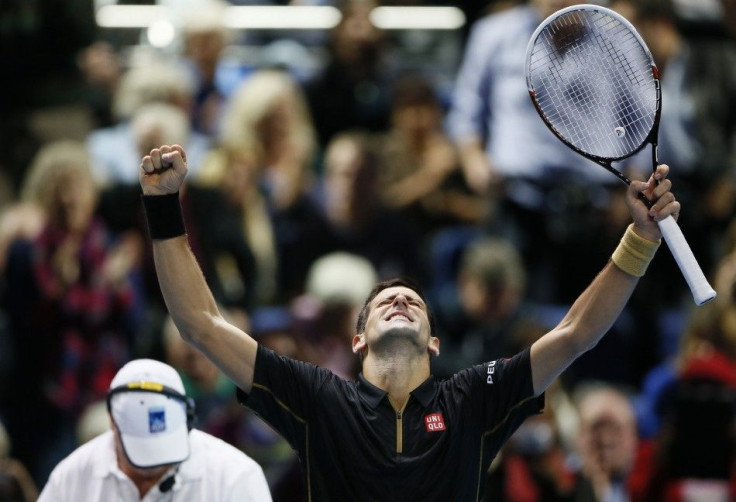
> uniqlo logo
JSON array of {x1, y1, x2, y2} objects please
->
[{"x1": 424, "y1": 413, "x2": 446, "y2": 432}]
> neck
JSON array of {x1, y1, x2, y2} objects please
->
[{"x1": 362, "y1": 351, "x2": 430, "y2": 410}]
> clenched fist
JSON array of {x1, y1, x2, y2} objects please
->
[{"x1": 139, "y1": 144, "x2": 188, "y2": 196}]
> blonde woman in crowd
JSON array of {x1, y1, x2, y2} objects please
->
[
  {"x1": 218, "y1": 69, "x2": 317, "y2": 211},
  {"x1": 1, "y1": 141, "x2": 143, "y2": 486},
  {"x1": 208, "y1": 69, "x2": 327, "y2": 302},
  {"x1": 192, "y1": 143, "x2": 277, "y2": 306}
]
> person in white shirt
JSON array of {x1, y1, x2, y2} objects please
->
[{"x1": 38, "y1": 359, "x2": 272, "y2": 502}]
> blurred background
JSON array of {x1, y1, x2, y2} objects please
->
[{"x1": 1, "y1": 0, "x2": 736, "y2": 500}]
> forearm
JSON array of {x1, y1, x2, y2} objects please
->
[
  {"x1": 383, "y1": 170, "x2": 445, "y2": 208},
  {"x1": 152, "y1": 236, "x2": 220, "y2": 340},
  {"x1": 562, "y1": 261, "x2": 639, "y2": 351}
]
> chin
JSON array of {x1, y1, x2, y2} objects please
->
[{"x1": 372, "y1": 326, "x2": 424, "y2": 354}]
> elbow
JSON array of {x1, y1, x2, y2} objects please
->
[
  {"x1": 577, "y1": 334, "x2": 600, "y2": 354},
  {"x1": 558, "y1": 321, "x2": 599, "y2": 358},
  {"x1": 171, "y1": 311, "x2": 220, "y2": 346}
]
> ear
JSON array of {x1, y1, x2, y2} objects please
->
[
  {"x1": 352, "y1": 333, "x2": 367, "y2": 355},
  {"x1": 428, "y1": 336, "x2": 440, "y2": 357}
]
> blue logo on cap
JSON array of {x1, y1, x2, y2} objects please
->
[{"x1": 149, "y1": 407, "x2": 166, "y2": 433}]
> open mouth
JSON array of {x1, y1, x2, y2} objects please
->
[{"x1": 387, "y1": 312, "x2": 412, "y2": 322}]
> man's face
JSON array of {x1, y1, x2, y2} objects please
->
[
  {"x1": 578, "y1": 393, "x2": 637, "y2": 478},
  {"x1": 353, "y1": 286, "x2": 437, "y2": 359},
  {"x1": 111, "y1": 420, "x2": 171, "y2": 481}
]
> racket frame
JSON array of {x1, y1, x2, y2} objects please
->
[
  {"x1": 525, "y1": 3, "x2": 662, "y2": 198},
  {"x1": 524, "y1": 4, "x2": 716, "y2": 305}
]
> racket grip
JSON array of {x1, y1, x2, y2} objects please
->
[{"x1": 657, "y1": 215, "x2": 716, "y2": 305}]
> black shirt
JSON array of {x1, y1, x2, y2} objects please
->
[{"x1": 238, "y1": 345, "x2": 544, "y2": 501}]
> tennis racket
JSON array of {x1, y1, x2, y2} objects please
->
[{"x1": 525, "y1": 4, "x2": 715, "y2": 305}]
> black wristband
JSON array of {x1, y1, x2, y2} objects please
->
[{"x1": 141, "y1": 192, "x2": 186, "y2": 240}]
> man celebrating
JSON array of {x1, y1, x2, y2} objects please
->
[{"x1": 138, "y1": 144, "x2": 678, "y2": 500}]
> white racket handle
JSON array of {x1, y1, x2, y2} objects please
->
[{"x1": 657, "y1": 215, "x2": 716, "y2": 305}]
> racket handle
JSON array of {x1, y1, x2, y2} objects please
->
[{"x1": 657, "y1": 215, "x2": 716, "y2": 305}]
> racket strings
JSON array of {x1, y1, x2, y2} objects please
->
[{"x1": 527, "y1": 9, "x2": 657, "y2": 160}]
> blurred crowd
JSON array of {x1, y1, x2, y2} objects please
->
[{"x1": 2, "y1": 0, "x2": 736, "y2": 500}]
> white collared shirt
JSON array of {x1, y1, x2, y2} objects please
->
[{"x1": 38, "y1": 430, "x2": 272, "y2": 502}]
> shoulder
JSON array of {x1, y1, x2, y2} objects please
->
[
  {"x1": 443, "y1": 349, "x2": 533, "y2": 390},
  {"x1": 255, "y1": 343, "x2": 337, "y2": 383},
  {"x1": 45, "y1": 432, "x2": 114, "y2": 484}
]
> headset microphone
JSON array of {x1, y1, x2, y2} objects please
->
[{"x1": 159, "y1": 472, "x2": 177, "y2": 493}]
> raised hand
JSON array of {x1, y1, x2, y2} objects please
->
[
  {"x1": 139, "y1": 144, "x2": 189, "y2": 196},
  {"x1": 626, "y1": 164, "x2": 680, "y2": 242}
]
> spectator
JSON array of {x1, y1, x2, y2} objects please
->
[
  {"x1": 632, "y1": 250, "x2": 736, "y2": 500},
  {"x1": 38, "y1": 359, "x2": 272, "y2": 501},
  {"x1": 217, "y1": 68, "x2": 323, "y2": 302},
  {"x1": 92, "y1": 102, "x2": 193, "y2": 241},
  {"x1": 635, "y1": 222, "x2": 736, "y2": 442},
  {"x1": 431, "y1": 235, "x2": 540, "y2": 378},
  {"x1": 572, "y1": 383, "x2": 639, "y2": 502},
  {"x1": 1, "y1": 141, "x2": 144, "y2": 486},
  {"x1": 318, "y1": 131, "x2": 425, "y2": 281},
  {"x1": 185, "y1": 144, "x2": 264, "y2": 309},
  {"x1": 376, "y1": 73, "x2": 489, "y2": 240},
  {"x1": 304, "y1": 0, "x2": 393, "y2": 147},
  {"x1": 76, "y1": 41, "x2": 124, "y2": 130},
  {"x1": 0, "y1": 419, "x2": 38, "y2": 502},
  {"x1": 177, "y1": 0, "x2": 233, "y2": 137},
  {"x1": 104, "y1": 102, "x2": 206, "y2": 357},
  {"x1": 447, "y1": 0, "x2": 616, "y2": 304},
  {"x1": 87, "y1": 62, "x2": 211, "y2": 188},
  {"x1": 296, "y1": 251, "x2": 380, "y2": 379},
  {"x1": 485, "y1": 402, "x2": 574, "y2": 502},
  {"x1": 219, "y1": 68, "x2": 317, "y2": 208}
]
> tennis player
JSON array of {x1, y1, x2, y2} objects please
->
[{"x1": 139, "y1": 144, "x2": 678, "y2": 500}]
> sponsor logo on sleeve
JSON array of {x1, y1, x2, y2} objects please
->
[{"x1": 424, "y1": 413, "x2": 446, "y2": 432}]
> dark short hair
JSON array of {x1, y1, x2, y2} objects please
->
[{"x1": 355, "y1": 277, "x2": 435, "y2": 334}]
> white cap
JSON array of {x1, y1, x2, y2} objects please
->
[{"x1": 109, "y1": 359, "x2": 190, "y2": 468}]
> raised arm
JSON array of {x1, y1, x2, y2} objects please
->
[
  {"x1": 530, "y1": 165, "x2": 680, "y2": 395},
  {"x1": 140, "y1": 144, "x2": 258, "y2": 392}
]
